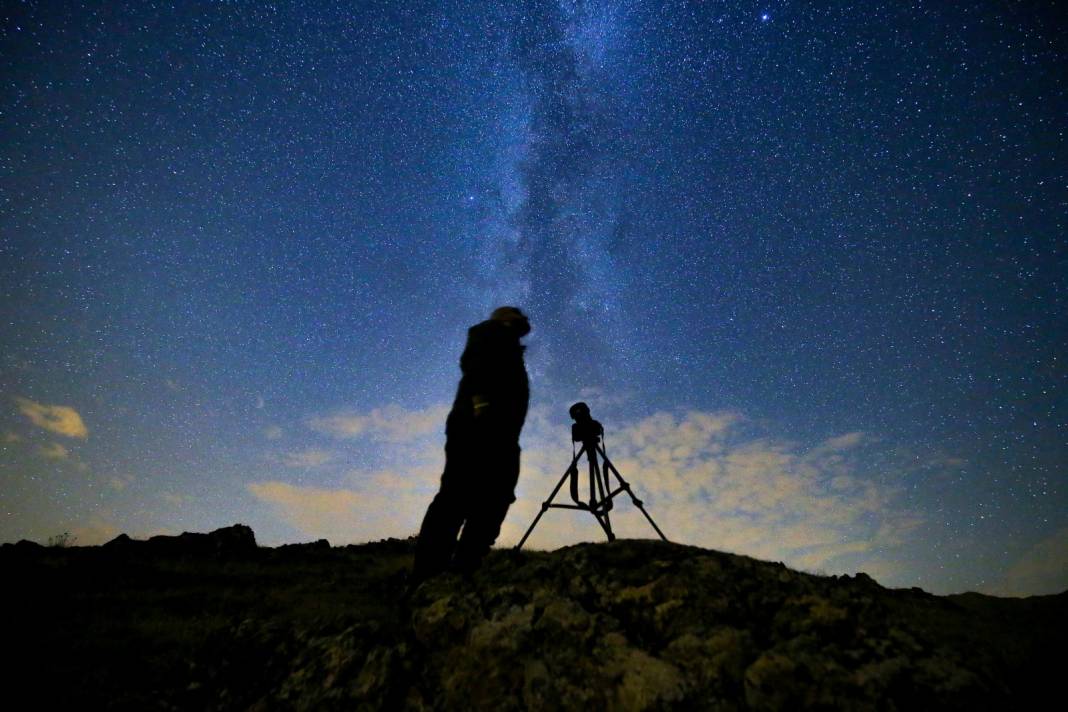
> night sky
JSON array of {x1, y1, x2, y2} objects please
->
[{"x1": 2, "y1": 1, "x2": 1065, "y2": 596}]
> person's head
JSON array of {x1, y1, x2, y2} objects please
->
[{"x1": 490, "y1": 306, "x2": 530, "y2": 337}]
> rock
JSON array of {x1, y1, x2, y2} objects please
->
[
  {"x1": 13, "y1": 539, "x2": 44, "y2": 550},
  {"x1": 205, "y1": 523, "x2": 257, "y2": 552},
  {"x1": 101, "y1": 524, "x2": 257, "y2": 557},
  {"x1": 5, "y1": 531, "x2": 1064, "y2": 710},
  {"x1": 103, "y1": 533, "x2": 133, "y2": 548},
  {"x1": 601, "y1": 636, "x2": 686, "y2": 711},
  {"x1": 285, "y1": 538, "x2": 330, "y2": 550},
  {"x1": 744, "y1": 651, "x2": 801, "y2": 710},
  {"x1": 2, "y1": 539, "x2": 44, "y2": 558}
]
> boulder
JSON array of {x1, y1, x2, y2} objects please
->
[{"x1": 102, "y1": 524, "x2": 257, "y2": 557}]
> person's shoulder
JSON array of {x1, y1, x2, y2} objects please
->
[
  {"x1": 468, "y1": 319, "x2": 505, "y2": 338},
  {"x1": 467, "y1": 320, "x2": 518, "y2": 352}
]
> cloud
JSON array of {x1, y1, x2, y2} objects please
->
[
  {"x1": 33, "y1": 439, "x2": 89, "y2": 471},
  {"x1": 108, "y1": 475, "x2": 134, "y2": 491},
  {"x1": 161, "y1": 492, "x2": 193, "y2": 507},
  {"x1": 249, "y1": 404, "x2": 456, "y2": 541},
  {"x1": 307, "y1": 404, "x2": 449, "y2": 443},
  {"x1": 250, "y1": 404, "x2": 934, "y2": 583},
  {"x1": 808, "y1": 431, "x2": 866, "y2": 457},
  {"x1": 501, "y1": 412, "x2": 921, "y2": 576},
  {"x1": 249, "y1": 464, "x2": 438, "y2": 544},
  {"x1": 250, "y1": 482, "x2": 362, "y2": 530},
  {"x1": 986, "y1": 527, "x2": 1068, "y2": 597},
  {"x1": 38, "y1": 442, "x2": 71, "y2": 460},
  {"x1": 279, "y1": 449, "x2": 333, "y2": 468},
  {"x1": 70, "y1": 517, "x2": 122, "y2": 546},
  {"x1": 15, "y1": 397, "x2": 88, "y2": 439}
]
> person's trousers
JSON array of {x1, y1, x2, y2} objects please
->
[{"x1": 413, "y1": 439, "x2": 520, "y2": 580}]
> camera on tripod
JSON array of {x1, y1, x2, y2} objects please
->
[
  {"x1": 569, "y1": 401, "x2": 604, "y2": 446},
  {"x1": 516, "y1": 401, "x2": 668, "y2": 549}
]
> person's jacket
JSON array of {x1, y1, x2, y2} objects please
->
[{"x1": 445, "y1": 319, "x2": 529, "y2": 441}]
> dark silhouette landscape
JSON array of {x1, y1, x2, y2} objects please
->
[{"x1": 6, "y1": 524, "x2": 1064, "y2": 710}]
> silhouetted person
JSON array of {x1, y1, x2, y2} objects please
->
[{"x1": 413, "y1": 306, "x2": 530, "y2": 581}]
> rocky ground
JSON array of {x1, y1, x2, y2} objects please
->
[{"x1": 4, "y1": 525, "x2": 1064, "y2": 710}]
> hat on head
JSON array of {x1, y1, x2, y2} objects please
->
[{"x1": 490, "y1": 306, "x2": 526, "y2": 322}]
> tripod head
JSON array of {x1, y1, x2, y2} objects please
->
[{"x1": 569, "y1": 401, "x2": 604, "y2": 449}]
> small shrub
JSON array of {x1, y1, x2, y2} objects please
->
[{"x1": 48, "y1": 532, "x2": 77, "y2": 548}]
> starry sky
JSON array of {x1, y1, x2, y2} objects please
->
[{"x1": 2, "y1": 1, "x2": 1065, "y2": 596}]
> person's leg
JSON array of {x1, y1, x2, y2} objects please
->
[
  {"x1": 412, "y1": 444, "x2": 472, "y2": 581},
  {"x1": 453, "y1": 443, "x2": 520, "y2": 575}
]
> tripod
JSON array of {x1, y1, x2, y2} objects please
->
[{"x1": 515, "y1": 407, "x2": 668, "y2": 549}]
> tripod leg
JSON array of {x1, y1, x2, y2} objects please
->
[
  {"x1": 630, "y1": 491, "x2": 668, "y2": 542},
  {"x1": 515, "y1": 447, "x2": 587, "y2": 550},
  {"x1": 590, "y1": 457, "x2": 615, "y2": 537},
  {"x1": 595, "y1": 455, "x2": 613, "y2": 512},
  {"x1": 569, "y1": 457, "x2": 581, "y2": 504},
  {"x1": 600, "y1": 501, "x2": 615, "y2": 541},
  {"x1": 588, "y1": 453, "x2": 597, "y2": 507},
  {"x1": 580, "y1": 446, "x2": 614, "y2": 542},
  {"x1": 592, "y1": 509, "x2": 615, "y2": 541},
  {"x1": 597, "y1": 445, "x2": 669, "y2": 542}
]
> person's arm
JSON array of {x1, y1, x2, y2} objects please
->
[{"x1": 460, "y1": 324, "x2": 496, "y2": 417}]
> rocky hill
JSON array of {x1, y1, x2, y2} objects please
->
[{"x1": 4, "y1": 525, "x2": 1063, "y2": 710}]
